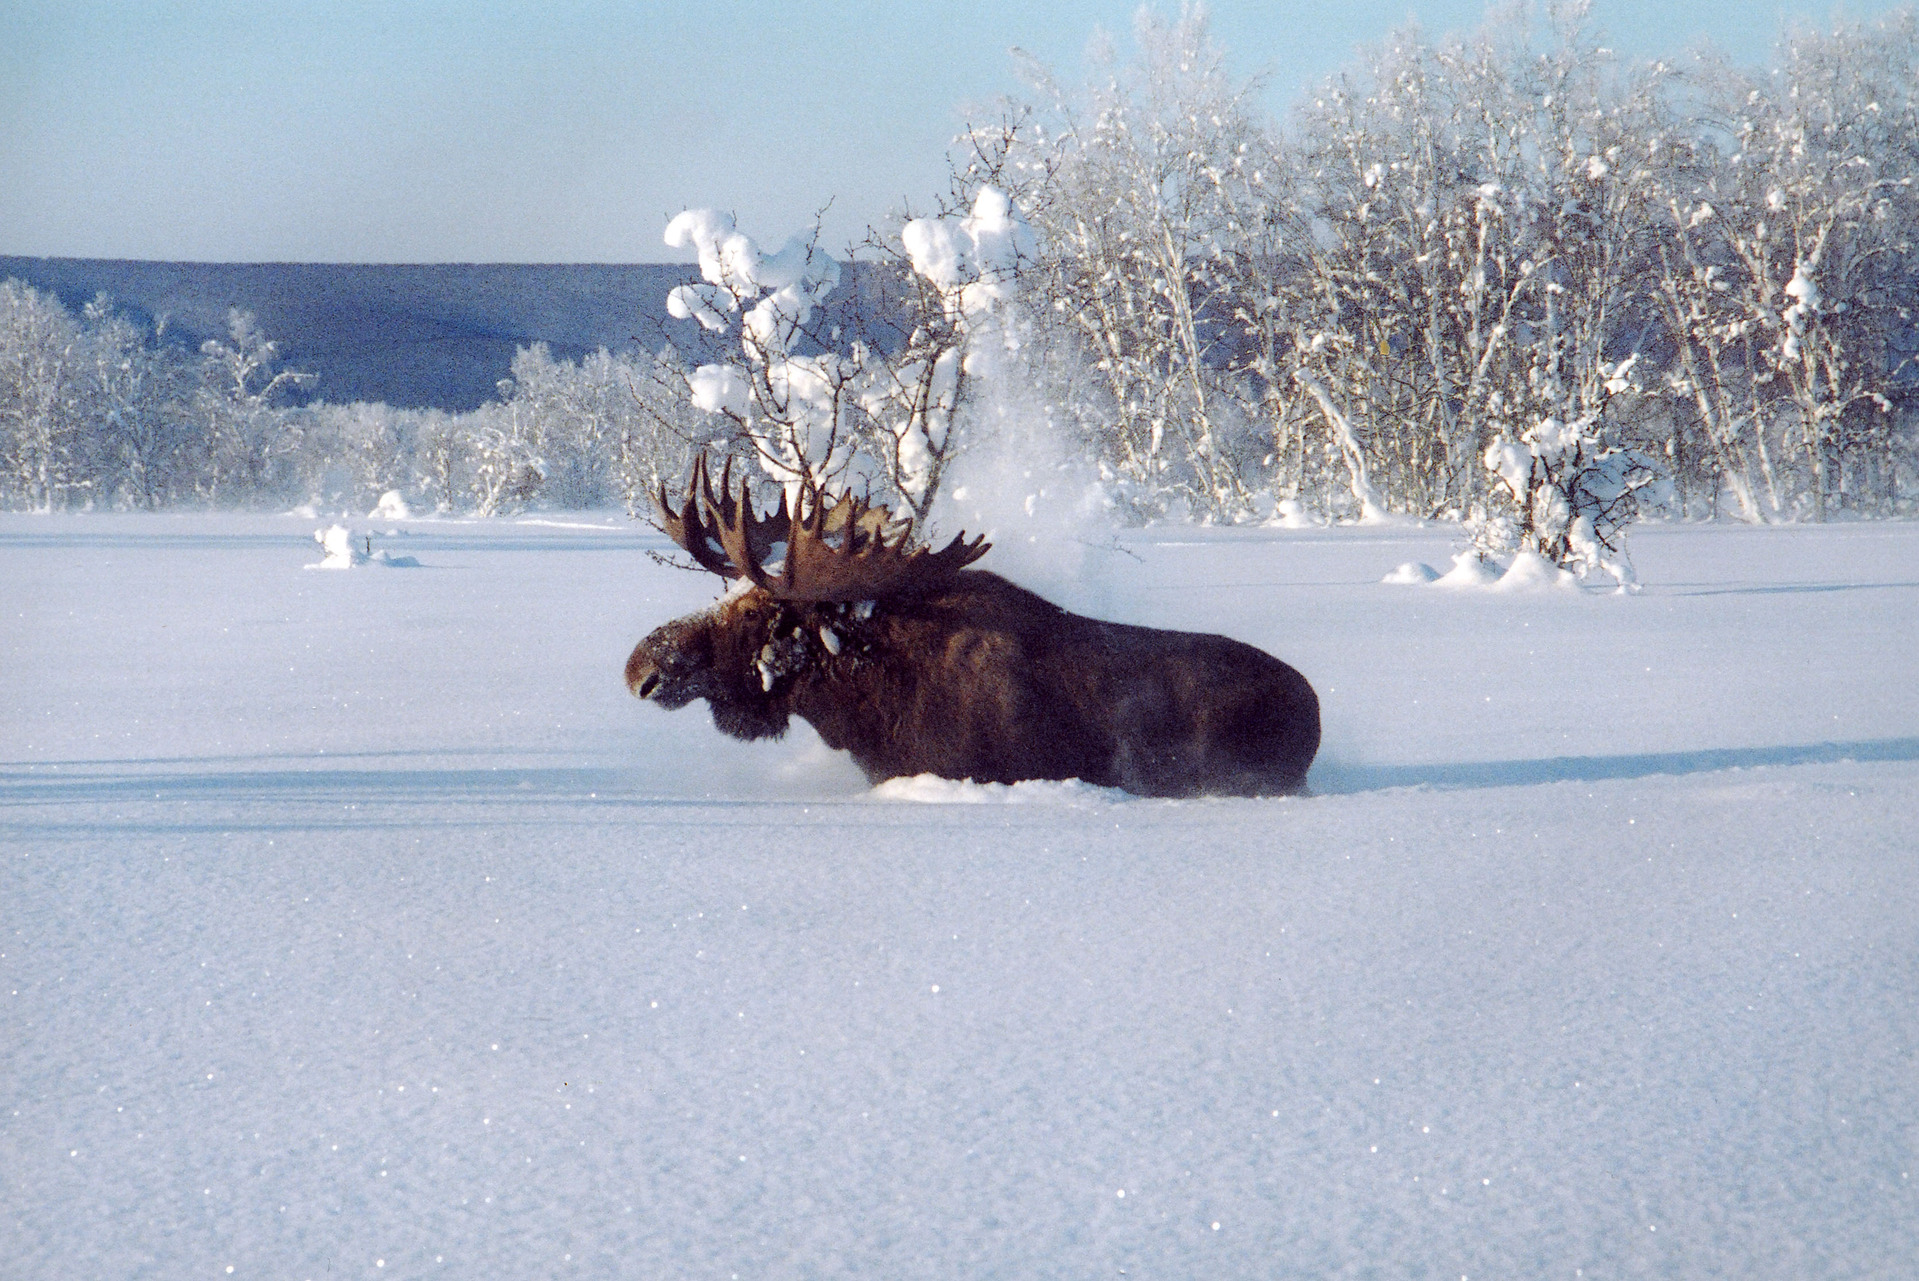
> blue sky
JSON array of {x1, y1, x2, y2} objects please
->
[{"x1": 0, "y1": 0, "x2": 1906, "y2": 263}]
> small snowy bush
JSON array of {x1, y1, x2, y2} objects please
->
[
  {"x1": 1479, "y1": 415, "x2": 1669, "y2": 588},
  {"x1": 661, "y1": 190, "x2": 1034, "y2": 529},
  {"x1": 664, "y1": 210, "x2": 859, "y2": 505}
]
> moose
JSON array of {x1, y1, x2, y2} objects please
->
[{"x1": 626, "y1": 456, "x2": 1320, "y2": 797}]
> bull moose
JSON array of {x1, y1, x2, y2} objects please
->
[{"x1": 625, "y1": 456, "x2": 1320, "y2": 797}]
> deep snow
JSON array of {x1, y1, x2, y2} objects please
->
[{"x1": 3, "y1": 513, "x2": 1916, "y2": 1279}]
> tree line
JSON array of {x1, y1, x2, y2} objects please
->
[
  {"x1": 0, "y1": 286, "x2": 704, "y2": 516},
  {"x1": 974, "y1": 4, "x2": 1918, "y2": 550},
  {"x1": 4, "y1": 4, "x2": 1915, "y2": 558}
]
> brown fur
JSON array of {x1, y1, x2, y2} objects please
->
[{"x1": 626, "y1": 570, "x2": 1320, "y2": 797}]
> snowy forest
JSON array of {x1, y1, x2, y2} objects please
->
[{"x1": 4, "y1": 6, "x2": 1917, "y2": 562}]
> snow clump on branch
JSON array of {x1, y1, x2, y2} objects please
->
[
  {"x1": 661, "y1": 190, "x2": 1036, "y2": 526},
  {"x1": 900, "y1": 187, "x2": 1036, "y2": 326}
]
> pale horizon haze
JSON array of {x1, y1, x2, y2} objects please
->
[{"x1": 1, "y1": 0, "x2": 1908, "y2": 264}]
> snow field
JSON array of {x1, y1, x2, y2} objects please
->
[{"x1": 4, "y1": 513, "x2": 1916, "y2": 1278}]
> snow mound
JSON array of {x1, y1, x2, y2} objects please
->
[
  {"x1": 871, "y1": 773, "x2": 1132, "y2": 805},
  {"x1": 1493, "y1": 549, "x2": 1580, "y2": 592},
  {"x1": 1273, "y1": 498, "x2": 1321, "y2": 529},
  {"x1": 306, "y1": 525, "x2": 420, "y2": 569},
  {"x1": 1382, "y1": 560, "x2": 1441, "y2": 584},
  {"x1": 1433, "y1": 550, "x2": 1503, "y2": 588},
  {"x1": 369, "y1": 490, "x2": 410, "y2": 520},
  {"x1": 1421, "y1": 549, "x2": 1580, "y2": 591}
]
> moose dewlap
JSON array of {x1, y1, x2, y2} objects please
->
[{"x1": 626, "y1": 456, "x2": 1321, "y2": 798}]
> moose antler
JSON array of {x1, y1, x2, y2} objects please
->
[
  {"x1": 656, "y1": 453, "x2": 784, "y2": 577},
  {"x1": 656, "y1": 453, "x2": 989, "y2": 602}
]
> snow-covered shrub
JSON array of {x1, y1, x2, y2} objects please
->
[
  {"x1": 1481, "y1": 414, "x2": 1669, "y2": 587},
  {"x1": 660, "y1": 191, "x2": 1034, "y2": 528},
  {"x1": 664, "y1": 210, "x2": 858, "y2": 504},
  {"x1": 307, "y1": 524, "x2": 421, "y2": 569}
]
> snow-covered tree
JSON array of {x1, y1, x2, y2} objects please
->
[
  {"x1": 870, "y1": 186, "x2": 1037, "y2": 522},
  {"x1": 0, "y1": 280, "x2": 87, "y2": 510},
  {"x1": 1290, "y1": 23, "x2": 1498, "y2": 518},
  {"x1": 315, "y1": 401, "x2": 418, "y2": 509},
  {"x1": 663, "y1": 210, "x2": 862, "y2": 504},
  {"x1": 411, "y1": 409, "x2": 468, "y2": 514},
  {"x1": 462, "y1": 391, "x2": 544, "y2": 517},
  {"x1": 196, "y1": 309, "x2": 313, "y2": 505},
  {"x1": 79, "y1": 297, "x2": 196, "y2": 510},
  {"x1": 1016, "y1": 5, "x2": 1276, "y2": 519},
  {"x1": 1645, "y1": 100, "x2": 1783, "y2": 522},
  {"x1": 4, "y1": 3, "x2": 1915, "y2": 529},
  {"x1": 1289, "y1": 5, "x2": 1671, "y2": 541},
  {"x1": 495, "y1": 343, "x2": 617, "y2": 508},
  {"x1": 1719, "y1": 15, "x2": 1919, "y2": 518}
]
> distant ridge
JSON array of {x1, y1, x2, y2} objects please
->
[{"x1": 0, "y1": 258, "x2": 694, "y2": 411}]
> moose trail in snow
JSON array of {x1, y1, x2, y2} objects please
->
[{"x1": 3, "y1": 512, "x2": 1916, "y2": 1280}]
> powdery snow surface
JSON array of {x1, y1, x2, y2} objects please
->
[{"x1": 4, "y1": 513, "x2": 1917, "y2": 1279}]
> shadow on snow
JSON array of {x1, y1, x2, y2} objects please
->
[
  {"x1": 4, "y1": 736, "x2": 1915, "y2": 819},
  {"x1": 1320, "y1": 736, "x2": 1919, "y2": 794}
]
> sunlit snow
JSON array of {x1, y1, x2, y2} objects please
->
[{"x1": 4, "y1": 513, "x2": 1915, "y2": 1278}]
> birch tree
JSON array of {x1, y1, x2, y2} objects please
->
[
  {"x1": 196, "y1": 309, "x2": 313, "y2": 505},
  {"x1": 1721, "y1": 15, "x2": 1919, "y2": 517},
  {"x1": 1020, "y1": 5, "x2": 1272, "y2": 519},
  {"x1": 0, "y1": 281, "x2": 86, "y2": 510},
  {"x1": 80, "y1": 298, "x2": 195, "y2": 509}
]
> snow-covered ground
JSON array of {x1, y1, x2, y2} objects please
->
[{"x1": 5, "y1": 512, "x2": 1916, "y2": 1279}]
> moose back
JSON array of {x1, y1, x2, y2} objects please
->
[{"x1": 626, "y1": 457, "x2": 1320, "y2": 798}]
